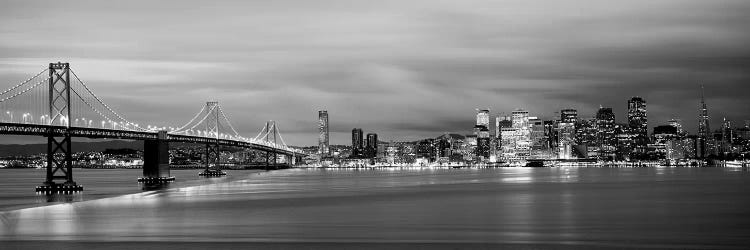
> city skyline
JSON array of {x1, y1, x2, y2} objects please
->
[
  {"x1": 317, "y1": 91, "x2": 743, "y2": 146},
  {"x1": 1, "y1": 0, "x2": 749, "y2": 146}
]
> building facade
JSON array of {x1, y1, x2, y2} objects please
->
[
  {"x1": 318, "y1": 110, "x2": 330, "y2": 157},
  {"x1": 596, "y1": 107, "x2": 617, "y2": 160},
  {"x1": 351, "y1": 128, "x2": 364, "y2": 158}
]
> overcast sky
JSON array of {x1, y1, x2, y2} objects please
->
[{"x1": 1, "y1": 0, "x2": 749, "y2": 146}]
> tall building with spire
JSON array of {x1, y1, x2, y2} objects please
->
[{"x1": 697, "y1": 85, "x2": 710, "y2": 157}]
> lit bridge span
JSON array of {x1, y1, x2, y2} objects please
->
[{"x1": 0, "y1": 62, "x2": 305, "y2": 192}]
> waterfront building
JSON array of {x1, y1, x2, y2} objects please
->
[
  {"x1": 476, "y1": 126, "x2": 491, "y2": 161},
  {"x1": 530, "y1": 117, "x2": 549, "y2": 158},
  {"x1": 503, "y1": 109, "x2": 531, "y2": 160},
  {"x1": 651, "y1": 125, "x2": 679, "y2": 159},
  {"x1": 557, "y1": 109, "x2": 577, "y2": 159},
  {"x1": 386, "y1": 143, "x2": 397, "y2": 164},
  {"x1": 717, "y1": 118, "x2": 735, "y2": 155},
  {"x1": 543, "y1": 120, "x2": 557, "y2": 150},
  {"x1": 416, "y1": 139, "x2": 436, "y2": 163},
  {"x1": 495, "y1": 115, "x2": 512, "y2": 160},
  {"x1": 684, "y1": 135, "x2": 699, "y2": 159},
  {"x1": 722, "y1": 118, "x2": 733, "y2": 144},
  {"x1": 558, "y1": 122, "x2": 575, "y2": 159},
  {"x1": 318, "y1": 111, "x2": 330, "y2": 157},
  {"x1": 615, "y1": 124, "x2": 637, "y2": 160},
  {"x1": 575, "y1": 118, "x2": 599, "y2": 158}
]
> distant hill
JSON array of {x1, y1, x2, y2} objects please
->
[
  {"x1": 0, "y1": 140, "x2": 143, "y2": 157},
  {"x1": 436, "y1": 133, "x2": 466, "y2": 140}
]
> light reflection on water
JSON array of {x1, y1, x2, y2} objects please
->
[{"x1": 1, "y1": 167, "x2": 750, "y2": 248}]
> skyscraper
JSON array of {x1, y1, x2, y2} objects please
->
[
  {"x1": 575, "y1": 118, "x2": 598, "y2": 158},
  {"x1": 722, "y1": 118, "x2": 733, "y2": 144},
  {"x1": 351, "y1": 128, "x2": 364, "y2": 158},
  {"x1": 476, "y1": 126, "x2": 491, "y2": 161},
  {"x1": 596, "y1": 107, "x2": 616, "y2": 159},
  {"x1": 495, "y1": 114, "x2": 512, "y2": 139},
  {"x1": 627, "y1": 97, "x2": 647, "y2": 138},
  {"x1": 668, "y1": 118, "x2": 685, "y2": 136},
  {"x1": 558, "y1": 122, "x2": 575, "y2": 159},
  {"x1": 558, "y1": 109, "x2": 577, "y2": 159},
  {"x1": 476, "y1": 109, "x2": 490, "y2": 128},
  {"x1": 543, "y1": 120, "x2": 557, "y2": 150},
  {"x1": 510, "y1": 109, "x2": 531, "y2": 160},
  {"x1": 496, "y1": 115, "x2": 513, "y2": 160},
  {"x1": 697, "y1": 85, "x2": 710, "y2": 158},
  {"x1": 561, "y1": 109, "x2": 578, "y2": 123},
  {"x1": 318, "y1": 111, "x2": 329, "y2": 157},
  {"x1": 366, "y1": 133, "x2": 378, "y2": 158}
]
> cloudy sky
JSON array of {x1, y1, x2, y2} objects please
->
[{"x1": 1, "y1": 0, "x2": 749, "y2": 145}]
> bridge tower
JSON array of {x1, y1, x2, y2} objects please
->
[
  {"x1": 199, "y1": 101, "x2": 226, "y2": 176},
  {"x1": 261, "y1": 120, "x2": 282, "y2": 170},
  {"x1": 36, "y1": 62, "x2": 83, "y2": 193}
]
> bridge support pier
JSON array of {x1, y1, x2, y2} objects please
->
[
  {"x1": 36, "y1": 131, "x2": 83, "y2": 193},
  {"x1": 199, "y1": 141, "x2": 226, "y2": 177},
  {"x1": 138, "y1": 131, "x2": 174, "y2": 184},
  {"x1": 264, "y1": 151, "x2": 270, "y2": 170},
  {"x1": 295, "y1": 155, "x2": 303, "y2": 166}
]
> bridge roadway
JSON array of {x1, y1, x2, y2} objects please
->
[{"x1": 0, "y1": 122, "x2": 300, "y2": 156}]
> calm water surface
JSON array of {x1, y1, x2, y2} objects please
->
[{"x1": 1, "y1": 167, "x2": 749, "y2": 249}]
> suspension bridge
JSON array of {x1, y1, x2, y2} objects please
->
[{"x1": 0, "y1": 62, "x2": 304, "y2": 193}]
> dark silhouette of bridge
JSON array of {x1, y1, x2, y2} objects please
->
[{"x1": 0, "y1": 62, "x2": 304, "y2": 193}]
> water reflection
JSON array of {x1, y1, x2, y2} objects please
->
[
  {"x1": 1, "y1": 167, "x2": 750, "y2": 248},
  {"x1": 36, "y1": 193, "x2": 83, "y2": 204},
  {"x1": 140, "y1": 182, "x2": 171, "y2": 191}
]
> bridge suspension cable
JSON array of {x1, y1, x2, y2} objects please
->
[
  {"x1": 186, "y1": 106, "x2": 215, "y2": 132},
  {"x1": 273, "y1": 123, "x2": 289, "y2": 148},
  {"x1": 69, "y1": 87, "x2": 118, "y2": 126},
  {"x1": 0, "y1": 79, "x2": 45, "y2": 103},
  {"x1": 176, "y1": 103, "x2": 217, "y2": 134},
  {"x1": 254, "y1": 122, "x2": 269, "y2": 141},
  {"x1": 0, "y1": 69, "x2": 47, "y2": 97},
  {"x1": 217, "y1": 105, "x2": 241, "y2": 137},
  {"x1": 173, "y1": 104, "x2": 207, "y2": 133},
  {"x1": 70, "y1": 70, "x2": 147, "y2": 131}
]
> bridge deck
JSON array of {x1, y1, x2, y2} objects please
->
[{"x1": 0, "y1": 122, "x2": 302, "y2": 156}]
